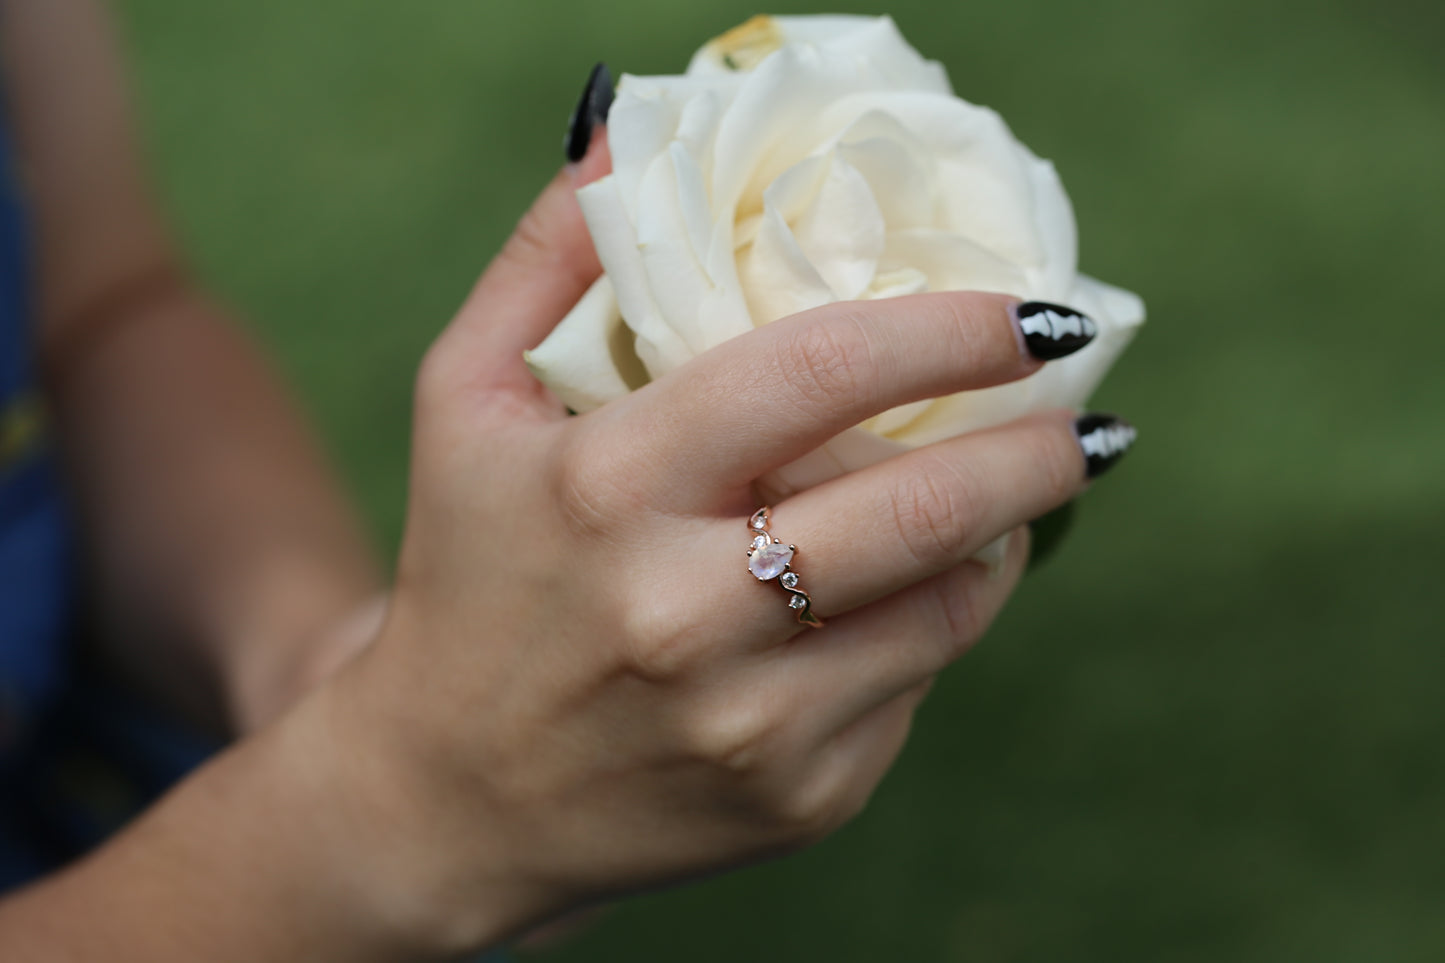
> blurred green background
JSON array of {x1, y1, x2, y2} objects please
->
[{"x1": 116, "y1": 0, "x2": 1445, "y2": 959}]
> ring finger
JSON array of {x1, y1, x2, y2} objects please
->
[{"x1": 731, "y1": 409, "x2": 1132, "y2": 641}]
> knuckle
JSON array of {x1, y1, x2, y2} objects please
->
[
  {"x1": 553, "y1": 428, "x2": 642, "y2": 539},
  {"x1": 619, "y1": 629, "x2": 698, "y2": 684},
  {"x1": 616, "y1": 589, "x2": 712, "y2": 684},
  {"x1": 685, "y1": 703, "x2": 780, "y2": 775},
  {"x1": 889, "y1": 458, "x2": 979, "y2": 569},
  {"x1": 772, "y1": 315, "x2": 878, "y2": 420}
]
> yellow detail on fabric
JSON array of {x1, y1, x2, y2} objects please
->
[{"x1": 0, "y1": 392, "x2": 47, "y2": 471}]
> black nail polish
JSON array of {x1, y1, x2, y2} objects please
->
[
  {"x1": 1075, "y1": 413, "x2": 1137, "y2": 479},
  {"x1": 1016, "y1": 301, "x2": 1098, "y2": 361},
  {"x1": 565, "y1": 62, "x2": 615, "y2": 163}
]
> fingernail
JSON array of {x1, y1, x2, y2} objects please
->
[
  {"x1": 1075, "y1": 413, "x2": 1137, "y2": 479},
  {"x1": 1014, "y1": 301, "x2": 1098, "y2": 361},
  {"x1": 564, "y1": 62, "x2": 614, "y2": 163}
]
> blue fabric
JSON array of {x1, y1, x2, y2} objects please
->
[
  {"x1": 0, "y1": 108, "x2": 223, "y2": 892},
  {"x1": 0, "y1": 103, "x2": 72, "y2": 775}
]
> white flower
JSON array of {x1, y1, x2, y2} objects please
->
[{"x1": 526, "y1": 14, "x2": 1145, "y2": 493}]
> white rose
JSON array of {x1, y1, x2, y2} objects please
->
[{"x1": 526, "y1": 14, "x2": 1145, "y2": 494}]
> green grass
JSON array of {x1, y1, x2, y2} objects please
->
[{"x1": 116, "y1": 0, "x2": 1445, "y2": 958}]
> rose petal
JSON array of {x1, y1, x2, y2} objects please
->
[
  {"x1": 816, "y1": 92, "x2": 1064, "y2": 275},
  {"x1": 790, "y1": 151, "x2": 886, "y2": 301},
  {"x1": 576, "y1": 177, "x2": 693, "y2": 378},
  {"x1": 715, "y1": 42, "x2": 942, "y2": 224},
  {"x1": 688, "y1": 15, "x2": 952, "y2": 96},
  {"x1": 864, "y1": 266, "x2": 929, "y2": 299},
  {"x1": 887, "y1": 378, "x2": 1039, "y2": 448},
  {"x1": 863, "y1": 397, "x2": 934, "y2": 436},
  {"x1": 609, "y1": 74, "x2": 738, "y2": 227},
  {"x1": 736, "y1": 200, "x2": 835, "y2": 326},
  {"x1": 773, "y1": 15, "x2": 952, "y2": 94},
  {"x1": 881, "y1": 229, "x2": 1030, "y2": 295},
  {"x1": 836, "y1": 113, "x2": 938, "y2": 230},
  {"x1": 1021, "y1": 154, "x2": 1079, "y2": 301},
  {"x1": 524, "y1": 276, "x2": 643, "y2": 412},
  {"x1": 635, "y1": 151, "x2": 714, "y2": 357}
]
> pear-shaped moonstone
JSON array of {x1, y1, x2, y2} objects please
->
[{"x1": 748, "y1": 540, "x2": 794, "y2": 581}]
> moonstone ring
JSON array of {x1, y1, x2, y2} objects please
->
[{"x1": 746, "y1": 507, "x2": 823, "y2": 628}]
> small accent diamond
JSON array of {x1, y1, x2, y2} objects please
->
[
  {"x1": 780, "y1": 572, "x2": 799, "y2": 588},
  {"x1": 751, "y1": 534, "x2": 769, "y2": 553},
  {"x1": 788, "y1": 595, "x2": 807, "y2": 610}
]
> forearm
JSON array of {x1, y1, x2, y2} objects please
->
[
  {"x1": 0, "y1": 681, "x2": 519, "y2": 962},
  {"x1": 2, "y1": 0, "x2": 382, "y2": 733},
  {"x1": 43, "y1": 276, "x2": 383, "y2": 732}
]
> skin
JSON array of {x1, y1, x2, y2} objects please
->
[
  {"x1": 3, "y1": 0, "x2": 383, "y2": 734},
  {"x1": 0, "y1": 0, "x2": 1111, "y2": 958}
]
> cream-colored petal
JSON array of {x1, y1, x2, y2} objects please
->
[
  {"x1": 688, "y1": 15, "x2": 951, "y2": 96},
  {"x1": 886, "y1": 379, "x2": 1039, "y2": 449},
  {"x1": 576, "y1": 176, "x2": 693, "y2": 379},
  {"x1": 635, "y1": 143, "x2": 756, "y2": 355},
  {"x1": 1020, "y1": 154, "x2": 1078, "y2": 300},
  {"x1": 773, "y1": 15, "x2": 952, "y2": 93},
  {"x1": 836, "y1": 114, "x2": 938, "y2": 230},
  {"x1": 609, "y1": 74, "x2": 739, "y2": 226},
  {"x1": 816, "y1": 92, "x2": 1059, "y2": 274},
  {"x1": 524, "y1": 277, "x2": 641, "y2": 412},
  {"x1": 635, "y1": 152, "x2": 713, "y2": 356},
  {"x1": 863, "y1": 397, "x2": 934, "y2": 436},
  {"x1": 864, "y1": 266, "x2": 929, "y2": 299},
  {"x1": 881, "y1": 229, "x2": 1030, "y2": 295},
  {"x1": 715, "y1": 44, "x2": 942, "y2": 224},
  {"x1": 736, "y1": 201, "x2": 835, "y2": 326},
  {"x1": 790, "y1": 151, "x2": 886, "y2": 301}
]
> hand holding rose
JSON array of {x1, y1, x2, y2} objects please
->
[{"x1": 274, "y1": 100, "x2": 1136, "y2": 955}]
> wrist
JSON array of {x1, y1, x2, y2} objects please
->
[
  {"x1": 226, "y1": 590, "x2": 389, "y2": 734},
  {"x1": 282, "y1": 650, "x2": 559, "y2": 957}
]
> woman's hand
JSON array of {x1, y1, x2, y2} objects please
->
[{"x1": 302, "y1": 132, "x2": 1130, "y2": 956}]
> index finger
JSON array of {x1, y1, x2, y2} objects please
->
[{"x1": 599, "y1": 292, "x2": 1097, "y2": 509}]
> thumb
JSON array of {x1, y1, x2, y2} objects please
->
[{"x1": 442, "y1": 63, "x2": 615, "y2": 398}]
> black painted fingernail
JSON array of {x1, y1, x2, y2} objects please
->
[
  {"x1": 1015, "y1": 301, "x2": 1098, "y2": 361},
  {"x1": 565, "y1": 62, "x2": 615, "y2": 163},
  {"x1": 1075, "y1": 413, "x2": 1137, "y2": 479}
]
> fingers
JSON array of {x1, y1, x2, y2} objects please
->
[
  {"x1": 603, "y1": 292, "x2": 1096, "y2": 503},
  {"x1": 782, "y1": 525, "x2": 1029, "y2": 741},
  {"x1": 754, "y1": 410, "x2": 1108, "y2": 628},
  {"x1": 430, "y1": 72, "x2": 615, "y2": 401}
]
